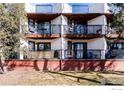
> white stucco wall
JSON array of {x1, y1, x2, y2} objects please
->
[
  {"x1": 25, "y1": 3, "x2": 35, "y2": 13},
  {"x1": 89, "y1": 3, "x2": 109, "y2": 13},
  {"x1": 62, "y1": 3, "x2": 72, "y2": 13},
  {"x1": 88, "y1": 15, "x2": 107, "y2": 34},
  {"x1": 52, "y1": 3, "x2": 62, "y2": 13},
  {"x1": 88, "y1": 38, "x2": 107, "y2": 50},
  {"x1": 88, "y1": 15, "x2": 107, "y2": 25},
  {"x1": 51, "y1": 38, "x2": 61, "y2": 50},
  {"x1": 51, "y1": 16, "x2": 61, "y2": 25}
]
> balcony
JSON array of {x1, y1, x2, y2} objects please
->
[
  {"x1": 26, "y1": 50, "x2": 61, "y2": 59},
  {"x1": 63, "y1": 25, "x2": 103, "y2": 39},
  {"x1": 64, "y1": 49, "x2": 102, "y2": 59},
  {"x1": 26, "y1": 25, "x2": 61, "y2": 39},
  {"x1": 106, "y1": 49, "x2": 124, "y2": 59},
  {"x1": 25, "y1": 49, "x2": 102, "y2": 59}
]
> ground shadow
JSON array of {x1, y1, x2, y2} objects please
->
[
  {"x1": 33, "y1": 60, "x2": 40, "y2": 71},
  {"x1": 43, "y1": 59, "x2": 48, "y2": 71},
  {"x1": 48, "y1": 71, "x2": 122, "y2": 85}
]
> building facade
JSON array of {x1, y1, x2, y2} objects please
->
[{"x1": 20, "y1": 3, "x2": 121, "y2": 60}]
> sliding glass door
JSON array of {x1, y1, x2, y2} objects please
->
[
  {"x1": 73, "y1": 43, "x2": 87, "y2": 59},
  {"x1": 37, "y1": 21, "x2": 50, "y2": 34},
  {"x1": 74, "y1": 21, "x2": 87, "y2": 34}
]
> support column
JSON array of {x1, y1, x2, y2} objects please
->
[
  {"x1": 101, "y1": 50, "x2": 106, "y2": 59},
  {"x1": 20, "y1": 51, "x2": 24, "y2": 59}
]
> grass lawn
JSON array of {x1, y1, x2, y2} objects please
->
[{"x1": 0, "y1": 70, "x2": 124, "y2": 85}]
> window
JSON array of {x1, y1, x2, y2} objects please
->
[
  {"x1": 72, "y1": 5, "x2": 89, "y2": 13},
  {"x1": 37, "y1": 43, "x2": 51, "y2": 51},
  {"x1": 74, "y1": 21, "x2": 87, "y2": 34},
  {"x1": 28, "y1": 19, "x2": 35, "y2": 33},
  {"x1": 37, "y1": 21, "x2": 50, "y2": 34},
  {"x1": 28, "y1": 41, "x2": 35, "y2": 51},
  {"x1": 36, "y1": 5, "x2": 52, "y2": 13}
]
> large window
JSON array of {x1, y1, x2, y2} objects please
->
[
  {"x1": 37, "y1": 21, "x2": 50, "y2": 34},
  {"x1": 72, "y1": 5, "x2": 89, "y2": 13},
  {"x1": 36, "y1": 5, "x2": 52, "y2": 13},
  {"x1": 28, "y1": 19, "x2": 35, "y2": 33},
  {"x1": 37, "y1": 43, "x2": 51, "y2": 51}
]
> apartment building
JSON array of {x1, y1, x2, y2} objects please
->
[{"x1": 20, "y1": 3, "x2": 115, "y2": 60}]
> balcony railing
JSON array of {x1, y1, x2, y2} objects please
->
[
  {"x1": 25, "y1": 49, "x2": 102, "y2": 59},
  {"x1": 64, "y1": 49, "x2": 102, "y2": 59},
  {"x1": 63, "y1": 25, "x2": 103, "y2": 35},
  {"x1": 28, "y1": 25, "x2": 61, "y2": 35},
  {"x1": 106, "y1": 49, "x2": 124, "y2": 59},
  {"x1": 24, "y1": 24, "x2": 123, "y2": 38},
  {"x1": 105, "y1": 26, "x2": 124, "y2": 34},
  {"x1": 25, "y1": 50, "x2": 61, "y2": 59}
]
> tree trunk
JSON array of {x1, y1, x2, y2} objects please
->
[{"x1": 0, "y1": 55, "x2": 7, "y2": 74}]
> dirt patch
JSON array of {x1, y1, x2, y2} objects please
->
[{"x1": 0, "y1": 70, "x2": 124, "y2": 85}]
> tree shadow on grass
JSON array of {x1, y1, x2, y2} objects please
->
[{"x1": 48, "y1": 71, "x2": 122, "y2": 85}]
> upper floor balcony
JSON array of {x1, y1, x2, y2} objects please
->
[
  {"x1": 25, "y1": 3, "x2": 110, "y2": 14},
  {"x1": 63, "y1": 25, "x2": 104, "y2": 39},
  {"x1": 26, "y1": 24, "x2": 61, "y2": 39}
]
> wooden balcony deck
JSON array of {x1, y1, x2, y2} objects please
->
[{"x1": 26, "y1": 34, "x2": 60, "y2": 39}]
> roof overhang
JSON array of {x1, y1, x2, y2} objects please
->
[
  {"x1": 62, "y1": 13, "x2": 113, "y2": 22},
  {"x1": 27, "y1": 13, "x2": 113, "y2": 22},
  {"x1": 27, "y1": 13, "x2": 61, "y2": 21}
]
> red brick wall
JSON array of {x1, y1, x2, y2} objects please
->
[{"x1": 4, "y1": 59, "x2": 124, "y2": 72}]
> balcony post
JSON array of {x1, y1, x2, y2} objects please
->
[
  {"x1": 101, "y1": 50, "x2": 106, "y2": 59},
  {"x1": 102, "y1": 25, "x2": 107, "y2": 35}
]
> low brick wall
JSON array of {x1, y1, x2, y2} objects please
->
[{"x1": 3, "y1": 59, "x2": 124, "y2": 72}]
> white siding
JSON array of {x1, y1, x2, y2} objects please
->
[{"x1": 88, "y1": 15, "x2": 107, "y2": 34}]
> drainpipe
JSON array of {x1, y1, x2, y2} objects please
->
[{"x1": 60, "y1": 3, "x2": 64, "y2": 71}]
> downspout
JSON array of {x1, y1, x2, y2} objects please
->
[{"x1": 60, "y1": 3, "x2": 64, "y2": 71}]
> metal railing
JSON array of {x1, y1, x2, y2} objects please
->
[
  {"x1": 106, "y1": 49, "x2": 124, "y2": 59},
  {"x1": 25, "y1": 50, "x2": 61, "y2": 59},
  {"x1": 28, "y1": 25, "x2": 61, "y2": 35},
  {"x1": 104, "y1": 26, "x2": 124, "y2": 34},
  {"x1": 25, "y1": 24, "x2": 121, "y2": 35},
  {"x1": 63, "y1": 25, "x2": 103, "y2": 35},
  {"x1": 25, "y1": 49, "x2": 102, "y2": 59},
  {"x1": 64, "y1": 49, "x2": 102, "y2": 59}
]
